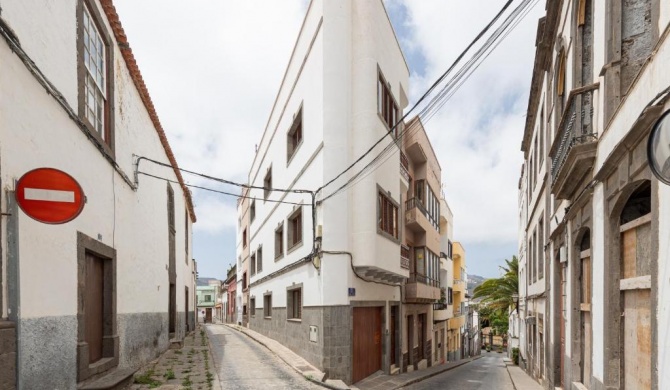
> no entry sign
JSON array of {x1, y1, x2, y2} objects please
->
[{"x1": 15, "y1": 168, "x2": 85, "y2": 224}]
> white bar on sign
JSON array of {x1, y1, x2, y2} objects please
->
[{"x1": 24, "y1": 188, "x2": 75, "y2": 203}]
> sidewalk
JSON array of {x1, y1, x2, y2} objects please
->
[
  {"x1": 354, "y1": 356, "x2": 480, "y2": 390},
  {"x1": 129, "y1": 327, "x2": 222, "y2": 390},
  {"x1": 226, "y1": 323, "x2": 480, "y2": 390},
  {"x1": 503, "y1": 358, "x2": 543, "y2": 390}
]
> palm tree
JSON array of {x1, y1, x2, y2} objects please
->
[{"x1": 473, "y1": 256, "x2": 518, "y2": 312}]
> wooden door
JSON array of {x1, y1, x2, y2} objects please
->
[
  {"x1": 407, "y1": 315, "x2": 414, "y2": 367},
  {"x1": 85, "y1": 253, "x2": 104, "y2": 364},
  {"x1": 390, "y1": 306, "x2": 397, "y2": 366},
  {"x1": 185, "y1": 287, "x2": 189, "y2": 331},
  {"x1": 581, "y1": 255, "x2": 592, "y2": 384},
  {"x1": 417, "y1": 314, "x2": 425, "y2": 360},
  {"x1": 205, "y1": 308, "x2": 212, "y2": 323},
  {"x1": 560, "y1": 264, "x2": 566, "y2": 386},
  {"x1": 353, "y1": 307, "x2": 382, "y2": 383}
]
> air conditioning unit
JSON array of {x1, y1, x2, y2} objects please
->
[{"x1": 559, "y1": 246, "x2": 567, "y2": 263}]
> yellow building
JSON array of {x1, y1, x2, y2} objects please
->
[{"x1": 447, "y1": 242, "x2": 466, "y2": 361}]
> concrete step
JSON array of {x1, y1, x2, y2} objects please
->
[
  {"x1": 390, "y1": 364, "x2": 400, "y2": 375},
  {"x1": 168, "y1": 339, "x2": 183, "y2": 349},
  {"x1": 417, "y1": 359, "x2": 428, "y2": 370},
  {"x1": 77, "y1": 368, "x2": 135, "y2": 390}
]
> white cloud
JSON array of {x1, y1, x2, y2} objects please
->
[
  {"x1": 114, "y1": 0, "x2": 307, "y2": 233},
  {"x1": 397, "y1": 0, "x2": 544, "y2": 244}
]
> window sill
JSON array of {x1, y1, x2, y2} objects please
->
[
  {"x1": 264, "y1": 316, "x2": 272, "y2": 320},
  {"x1": 376, "y1": 229, "x2": 400, "y2": 244},
  {"x1": 287, "y1": 318, "x2": 302, "y2": 323},
  {"x1": 287, "y1": 241, "x2": 303, "y2": 255},
  {"x1": 275, "y1": 254, "x2": 284, "y2": 262}
]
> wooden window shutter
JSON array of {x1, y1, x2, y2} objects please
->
[
  {"x1": 557, "y1": 52, "x2": 566, "y2": 97},
  {"x1": 578, "y1": 0, "x2": 586, "y2": 26}
]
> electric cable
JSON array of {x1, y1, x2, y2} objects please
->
[
  {"x1": 315, "y1": 0, "x2": 515, "y2": 196},
  {"x1": 138, "y1": 171, "x2": 307, "y2": 206},
  {"x1": 318, "y1": 0, "x2": 539, "y2": 203}
]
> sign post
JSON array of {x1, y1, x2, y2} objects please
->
[{"x1": 15, "y1": 168, "x2": 85, "y2": 224}]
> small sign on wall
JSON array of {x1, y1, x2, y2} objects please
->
[
  {"x1": 309, "y1": 326, "x2": 318, "y2": 343},
  {"x1": 348, "y1": 288, "x2": 356, "y2": 297}
]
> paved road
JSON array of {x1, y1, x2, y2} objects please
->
[
  {"x1": 206, "y1": 324, "x2": 322, "y2": 390},
  {"x1": 403, "y1": 353, "x2": 515, "y2": 390}
]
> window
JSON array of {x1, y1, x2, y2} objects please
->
[
  {"x1": 250, "y1": 252, "x2": 256, "y2": 275},
  {"x1": 288, "y1": 207, "x2": 303, "y2": 250},
  {"x1": 167, "y1": 185, "x2": 175, "y2": 232},
  {"x1": 415, "y1": 180, "x2": 440, "y2": 230},
  {"x1": 257, "y1": 246, "x2": 263, "y2": 273},
  {"x1": 287, "y1": 287, "x2": 302, "y2": 320},
  {"x1": 242, "y1": 272, "x2": 248, "y2": 290},
  {"x1": 447, "y1": 241, "x2": 453, "y2": 259},
  {"x1": 205, "y1": 295, "x2": 212, "y2": 302},
  {"x1": 264, "y1": 168, "x2": 272, "y2": 200},
  {"x1": 79, "y1": 2, "x2": 113, "y2": 147},
  {"x1": 243, "y1": 305, "x2": 247, "y2": 315},
  {"x1": 250, "y1": 200, "x2": 255, "y2": 223},
  {"x1": 287, "y1": 108, "x2": 303, "y2": 162},
  {"x1": 242, "y1": 228, "x2": 247, "y2": 248},
  {"x1": 378, "y1": 70, "x2": 399, "y2": 135},
  {"x1": 538, "y1": 218, "x2": 544, "y2": 279},
  {"x1": 539, "y1": 106, "x2": 544, "y2": 164},
  {"x1": 250, "y1": 297, "x2": 256, "y2": 317},
  {"x1": 448, "y1": 287, "x2": 453, "y2": 305},
  {"x1": 378, "y1": 191, "x2": 398, "y2": 239},
  {"x1": 263, "y1": 293, "x2": 272, "y2": 318},
  {"x1": 275, "y1": 223, "x2": 284, "y2": 259}
]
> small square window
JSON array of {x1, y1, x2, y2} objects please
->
[
  {"x1": 264, "y1": 294, "x2": 272, "y2": 318},
  {"x1": 287, "y1": 288, "x2": 302, "y2": 320},
  {"x1": 288, "y1": 208, "x2": 303, "y2": 250},
  {"x1": 264, "y1": 168, "x2": 272, "y2": 200},
  {"x1": 275, "y1": 223, "x2": 284, "y2": 260},
  {"x1": 287, "y1": 108, "x2": 303, "y2": 162}
]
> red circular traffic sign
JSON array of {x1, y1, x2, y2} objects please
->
[{"x1": 15, "y1": 168, "x2": 85, "y2": 224}]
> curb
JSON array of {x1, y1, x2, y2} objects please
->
[
  {"x1": 224, "y1": 324, "x2": 345, "y2": 390},
  {"x1": 392, "y1": 355, "x2": 482, "y2": 390}
]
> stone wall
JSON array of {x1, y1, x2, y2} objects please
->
[
  {"x1": 249, "y1": 305, "x2": 353, "y2": 383},
  {"x1": 0, "y1": 321, "x2": 16, "y2": 390}
]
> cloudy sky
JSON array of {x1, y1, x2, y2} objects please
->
[{"x1": 114, "y1": 0, "x2": 544, "y2": 280}]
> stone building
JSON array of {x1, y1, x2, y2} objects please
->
[
  {"x1": 0, "y1": 0, "x2": 196, "y2": 388},
  {"x1": 518, "y1": 0, "x2": 670, "y2": 389}
]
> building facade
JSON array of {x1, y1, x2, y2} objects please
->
[
  {"x1": 196, "y1": 283, "x2": 217, "y2": 323},
  {"x1": 236, "y1": 187, "x2": 251, "y2": 327},
  {"x1": 518, "y1": 0, "x2": 670, "y2": 389},
  {"x1": 0, "y1": 1, "x2": 196, "y2": 388}
]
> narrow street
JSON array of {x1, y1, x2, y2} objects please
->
[
  {"x1": 402, "y1": 353, "x2": 514, "y2": 390},
  {"x1": 206, "y1": 324, "x2": 322, "y2": 390}
]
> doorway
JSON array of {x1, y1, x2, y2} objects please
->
[
  {"x1": 353, "y1": 307, "x2": 382, "y2": 383},
  {"x1": 417, "y1": 314, "x2": 426, "y2": 361},
  {"x1": 85, "y1": 253, "x2": 104, "y2": 364}
]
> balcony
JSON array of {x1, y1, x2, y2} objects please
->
[
  {"x1": 453, "y1": 279, "x2": 466, "y2": 293},
  {"x1": 405, "y1": 141, "x2": 427, "y2": 164},
  {"x1": 405, "y1": 197, "x2": 433, "y2": 234},
  {"x1": 550, "y1": 83, "x2": 599, "y2": 200},
  {"x1": 401, "y1": 245, "x2": 411, "y2": 270},
  {"x1": 405, "y1": 272, "x2": 440, "y2": 303},
  {"x1": 400, "y1": 151, "x2": 410, "y2": 183},
  {"x1": 433, "y1": 303, "x2": 449, "y2": 322}
]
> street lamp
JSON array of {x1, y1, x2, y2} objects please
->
[{"x1": 648, "y1": 109, "x2": 670, "y2": 185}]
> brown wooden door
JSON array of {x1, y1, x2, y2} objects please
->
[
  {"x1": 85, "y1": 253, "x2": 104, "y2": 364},
  {"x1": 560, "y1": 264, "x2": 566, "y2": 386},
  {"x1": 205, "y1": 308, "x2": 212, "y2": 323},
  {"x1": 417, "y1": 314, "x2": 425, "y2": 360},
  {"x1": 353, "y1": 307, "x2": 382, "y2": 383},
  {"x1": 390, "y1": 306, "x2": 397, "y2": 366}
]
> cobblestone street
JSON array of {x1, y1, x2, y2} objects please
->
[{"x1": 206, "y1": 324, "x2": 322, "y2": 390}]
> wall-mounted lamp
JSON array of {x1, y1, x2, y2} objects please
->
[{"x1": 648, "y1": 109, "x2": 670, "y2": 186}]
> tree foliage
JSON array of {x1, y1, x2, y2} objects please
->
[{"x1": 472, "y1": 256, "x2": 519, "y2": 336}]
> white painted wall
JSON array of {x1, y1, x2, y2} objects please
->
[{"x1": 0, "y1": 0, "x2": 196, "y2": 378}]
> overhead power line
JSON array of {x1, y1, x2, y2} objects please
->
[
  {"x1": 315, "y1": 0, "x2": 515, "y2": 197},
  {"x1": 138, "y1": 171, "x2": 307, "y2": 206},
  {"x1": 319, "y1": 0, "x2": 540, "y2": 203}
]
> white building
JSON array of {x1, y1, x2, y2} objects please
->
[
  {"x1": 519, "y1": 0, "x2": 670, "y2": 389},
  {"x1": 0, "y1": 1, "x2": 196, "y2": 388}
]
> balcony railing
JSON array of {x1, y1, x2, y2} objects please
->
[
  {"x1": 401, "y1": 245, "x2": 410, "y2": 270},
  {"x1": 433, "y1": 303, "x2": 447, "y2": 310},
  {"x1": 551, "y1": 83, "x2": 599, "y2": 184},
  {"x1": 400, "y1": 151, "x2": 410, "y2": 182},
  {"x1": 405, "y1": 197, "x2": 438, "y2": 229},
  {"x1": 409, "y1": 272, "x2": 439, "y2": 288},
  {"x1": 453, "y1": 309, "x2": 462, "y2": 317}
]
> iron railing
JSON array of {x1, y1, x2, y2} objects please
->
[
  {"x1": 433, "y1": 303, "x2": 447, "y2": 310},
  {"x1": 401, "y1": 245, "x2": 410, "y2": 270},
  {"x1": 551, "y1": 83, "x2": 599, "y2": 184},
  {"x1": 409, "y1": 272, "x2": 439, "y2": 287},
  {"x1": 405, "y1": 197, "x2": 439, "y2": 229}
]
